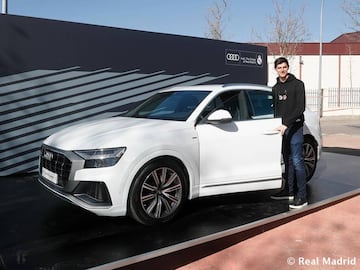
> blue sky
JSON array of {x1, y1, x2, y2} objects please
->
[{"x1": 6, "y1": 0, "x2": 350, "y2": 42}]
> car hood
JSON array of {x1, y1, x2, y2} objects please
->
[{"x1": 44, "y1": 117, "x2": 191, "y2": 150}]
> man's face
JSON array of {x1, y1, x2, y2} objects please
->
[{"x1": 275, "y1": 62, "x2": 289, "y2": 80}]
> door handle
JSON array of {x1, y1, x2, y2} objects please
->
[{"x1": 263, "y1": 130, "x2": 280, "y2": 135}]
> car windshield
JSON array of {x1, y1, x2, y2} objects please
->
[{"x1": 126, "y1": 90, "x2": 210, "y2": 121}]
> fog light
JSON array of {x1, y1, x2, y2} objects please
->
[{"x1": 73, "y1": 181, "x2": 112, "y2": 206}]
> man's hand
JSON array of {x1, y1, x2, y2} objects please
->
[{"x1": 275, "y1": 124, "x2": 288, "y2": 135}]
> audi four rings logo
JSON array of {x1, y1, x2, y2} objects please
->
[{"x1": 226, "y1": 53, "x2": 240, "y2": 61}]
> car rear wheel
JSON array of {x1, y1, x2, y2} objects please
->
[
  {"x1": 303, "y1": 136, "x2": 318, "y2": 182},
  {"x1": 128, "y1": 159, "x2": 188, "y2": 225}
]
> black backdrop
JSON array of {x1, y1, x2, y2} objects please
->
[{"x1": 0, "y1": 14, "x2": 267, "y2": 175}]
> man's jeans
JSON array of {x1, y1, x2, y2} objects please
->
[{"x1": 283, "y1": 125, "x2": 307, "y2": 199}]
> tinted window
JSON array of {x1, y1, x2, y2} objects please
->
[
  {"x1": 199, "y1": 91, "x2": 250, "y2": 121},
  {"x1": 246, "y1": 90, "x2": 274, "y2": 119}
]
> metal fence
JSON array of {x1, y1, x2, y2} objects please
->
[{"x1": 306, "y1": 87, "x2": 360, "y2": 113}]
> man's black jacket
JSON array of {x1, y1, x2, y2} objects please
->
[{"x1": 272, "y1": 73, "x2": 306, "y2": 128}]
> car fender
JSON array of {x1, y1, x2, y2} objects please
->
[{"x1": 117, "y1": 146, "x2": 201, "y2": 212}]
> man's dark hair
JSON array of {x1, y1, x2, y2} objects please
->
[{"x1": 274, "y1": 57, "x2": 289, "y2": 68}]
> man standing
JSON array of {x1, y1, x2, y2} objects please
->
[{"x1": 271, "y1": 57, "x2": 308, "y2": 209}]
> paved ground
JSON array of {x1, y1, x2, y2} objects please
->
[
  {"x1": 178, "y1": 115, "x2": 360, "y2": 270},
  {"x1": 178, "y1": 195, "x2": 360, "y2": 270},
  {"x1": 321, "y1": 115, "x2": 360, "y2": 149}
]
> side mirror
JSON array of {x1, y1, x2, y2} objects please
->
[{"x1": 207, "y1": 109, "x2": 233, "y2": 123}]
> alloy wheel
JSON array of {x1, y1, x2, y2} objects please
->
[
  {"x1": 303, "y1": 140, "x2": 317, "y2": 181},
  {"x1": 140, "y1": 167, "x2": 183, "y2": 219}
]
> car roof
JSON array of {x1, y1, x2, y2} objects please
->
[{"x1": 163, "y1": 83, "x2": 271, "y2": 94}]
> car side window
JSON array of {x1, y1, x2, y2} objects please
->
[
  {"x1": 246, "y1": 90, "x2": 274, "y2": 119},
  {"x1": 199, "y1": 90, "x2": 250, "y2": 121}
]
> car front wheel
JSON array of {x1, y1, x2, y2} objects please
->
[{"x1": 128, "y1": 159, "x2": 188, "y2": 225}]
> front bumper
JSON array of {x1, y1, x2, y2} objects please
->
[
  {"x1": 38, "y1": 175, "x2": 112, "y2": 207},
  {"x1": 39, "y1": 144, "x2": 112, "y2": 208}
]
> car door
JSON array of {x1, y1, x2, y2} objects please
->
[{"x1": 195, "y1": 89, "x2": 283, "y2": 196}]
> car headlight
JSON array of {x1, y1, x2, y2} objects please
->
[{"x1": 74, "y1": 147, "x2": 126, "y2": 168}]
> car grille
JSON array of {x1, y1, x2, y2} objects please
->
[{"x1": 40, "y1": 145, "x2": 72, "y2": 187}]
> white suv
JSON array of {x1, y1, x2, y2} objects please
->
[{"x1": 39, "y1": 84, "x2": 321, "y2": 225}]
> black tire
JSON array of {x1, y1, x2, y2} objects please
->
[
  {"x1": 128, "y1": 158, "x2": 188, "y2": 225},
  {"x1": 303, "y1": 136, "x2": 318, "y2": 182}
]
